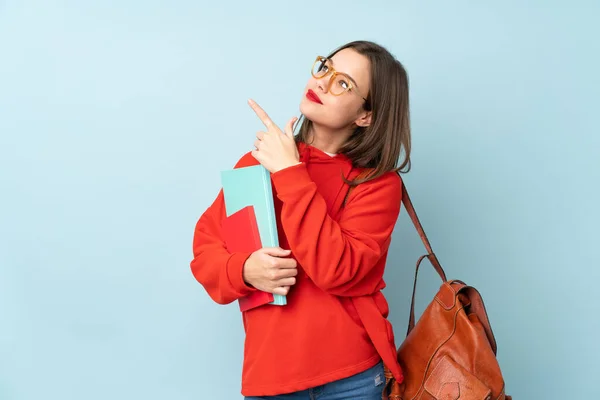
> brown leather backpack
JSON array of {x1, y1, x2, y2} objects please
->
[{"x1": 381, "y1": 183, "x2": 512, "y2": 399}]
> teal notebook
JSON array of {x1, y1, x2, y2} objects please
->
[{"x1": 220, "y1": 164, "x2": 286, "y2": 306}]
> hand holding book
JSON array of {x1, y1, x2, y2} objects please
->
[{"x1": 242, "y1": 247, "x2": 298, "y2": 297}]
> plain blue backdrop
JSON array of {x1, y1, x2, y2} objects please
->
[{"x1": 1, "y1": 1, "x2": 598, "y2": 399}]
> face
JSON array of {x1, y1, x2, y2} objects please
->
[{"x1": 299, "y1": 48, "x2": 372, "y2": 130}]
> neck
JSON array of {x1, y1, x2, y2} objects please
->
[{"x1": 306, "y1": 123, "x2": 353, "y2": 154}]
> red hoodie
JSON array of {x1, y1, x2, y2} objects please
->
[{"x1": 190, "y1": 142, "x2": 404, "y2": 396}]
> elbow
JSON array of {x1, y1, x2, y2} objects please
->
[
  {"x1": 207, "y1": 292, "x2": 235, "y2": 305},
  {"x1": 189, "y1": 261, "x2": 234, "y2": 306},
  {"x1": 193, "y1": 276, "x2": 236, "y2": 305}
]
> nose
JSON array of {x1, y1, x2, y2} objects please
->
[{"x1": 315, "y1": 74, "x2": 330, "y2": 94}]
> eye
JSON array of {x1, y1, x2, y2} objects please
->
[
  {"x1": 338, "y1": 79, "x2": 349, "y2": 90},
  {"x1": 318, "y1": 60, "x2": 331, "y2": 72}
]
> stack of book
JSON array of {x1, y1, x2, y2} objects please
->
[{"x1": 220, "y1": 165, "x2": 287, "y2": 311}]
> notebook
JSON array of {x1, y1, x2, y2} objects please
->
[
  {"x1": 220, "y1": 164, "x2": 286, "y2": 307},
  {"x1": 221, "y1": 205, "x2": 274, "y2": 311}
]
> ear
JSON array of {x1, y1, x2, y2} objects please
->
[{"x1": 354, "y1": 110, "x2": 372, "y2": 128}]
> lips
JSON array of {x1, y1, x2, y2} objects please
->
[{"x1": 306, "y1": 89, "x2": 323, "y2": 104}]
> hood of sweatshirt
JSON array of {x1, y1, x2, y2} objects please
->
[
  {"x1": 296, "y1": 141, "x2": 358, "y2": 218},
  {"x1": 297, "y1": 141, "x2": 353, "y2": 168}
]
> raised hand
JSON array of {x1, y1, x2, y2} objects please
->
[{"x1": 249, "y1": 99, "x2": 300, "y2": 173}]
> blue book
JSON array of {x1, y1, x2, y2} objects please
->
[{"x1": 220, "y1": 164, "x2": 286, "y2": 306}]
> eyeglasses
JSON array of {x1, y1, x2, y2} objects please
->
[{"x1": 311, "y1": 56, "x2": 369, "y2": 105}]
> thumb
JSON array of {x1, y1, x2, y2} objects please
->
[
  {"x1": 284, "y1": 116, "x2": 298, "y2": 138},
  {"x1": 262, "y1": 247, "x2": 292, "y2": 257}
]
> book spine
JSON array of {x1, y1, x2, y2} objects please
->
[
  {"x1": 262, "y1": 166, "x2": 286, "y2": 306},
  {"x1": 262, "y1": 166, "x2": 279, "y2": 247}
]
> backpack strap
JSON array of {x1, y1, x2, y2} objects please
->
[{"x1": 401, "y1": 182, "x2": 446, "y2": 279}]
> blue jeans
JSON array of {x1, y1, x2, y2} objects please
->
[{"x1": 244, "y1": 361, "x2": 385, "y2": 400}]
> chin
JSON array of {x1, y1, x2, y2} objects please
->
[
  {"x1": 299, "y1": 99, "x2": 311, "y2": 116},
  {"x1": 299, "y1": 99, "x2": 324, "y2": 121},
  {"x1": 300, "y1": 106, "x2": 345, "y2": 131}
]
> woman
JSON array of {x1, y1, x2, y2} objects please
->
[{"x1": 190, "y1": 40, "x2": 411, "y2": 399}]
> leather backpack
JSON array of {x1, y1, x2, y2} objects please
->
[
  {"x1": 344, "y1": 172, "x2": 512, "y2": 400},
  {"x1": 385, "y1": 183, "x2": 512, "y2": 399}
]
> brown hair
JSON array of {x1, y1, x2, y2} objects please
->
[{"x1": 294, "y1": 40, "x2": 411, "y2": 186}]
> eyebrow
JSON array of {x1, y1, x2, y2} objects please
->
[{"x1": 327, "y1": 58, "x2": 361, "y2": 90}]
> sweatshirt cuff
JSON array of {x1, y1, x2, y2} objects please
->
[
  {"x1": 226, "y1": 252, "x2": 256, "y2": 296},
  {"x1": 271, "y1": 162, "x2": 313, "y2": 196}
]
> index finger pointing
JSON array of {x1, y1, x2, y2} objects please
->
[{"x1": 248, "y1": 99, "x2": 275, "y2": 129}]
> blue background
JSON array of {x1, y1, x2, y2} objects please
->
[{"x1": 1, "y1": 1, "x2": 598, "y2": 399}]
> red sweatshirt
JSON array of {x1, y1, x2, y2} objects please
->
[{"x1": 190, "y1": 142, "x2": 404, "y2": 396}]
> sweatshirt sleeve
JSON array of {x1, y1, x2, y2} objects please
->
[
  {"x1": 189, "y1": 154, "x2": 258, "y2": 305},
  {"x1": 271, "y1": 163, "x2": 402, "y2": 297}
]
